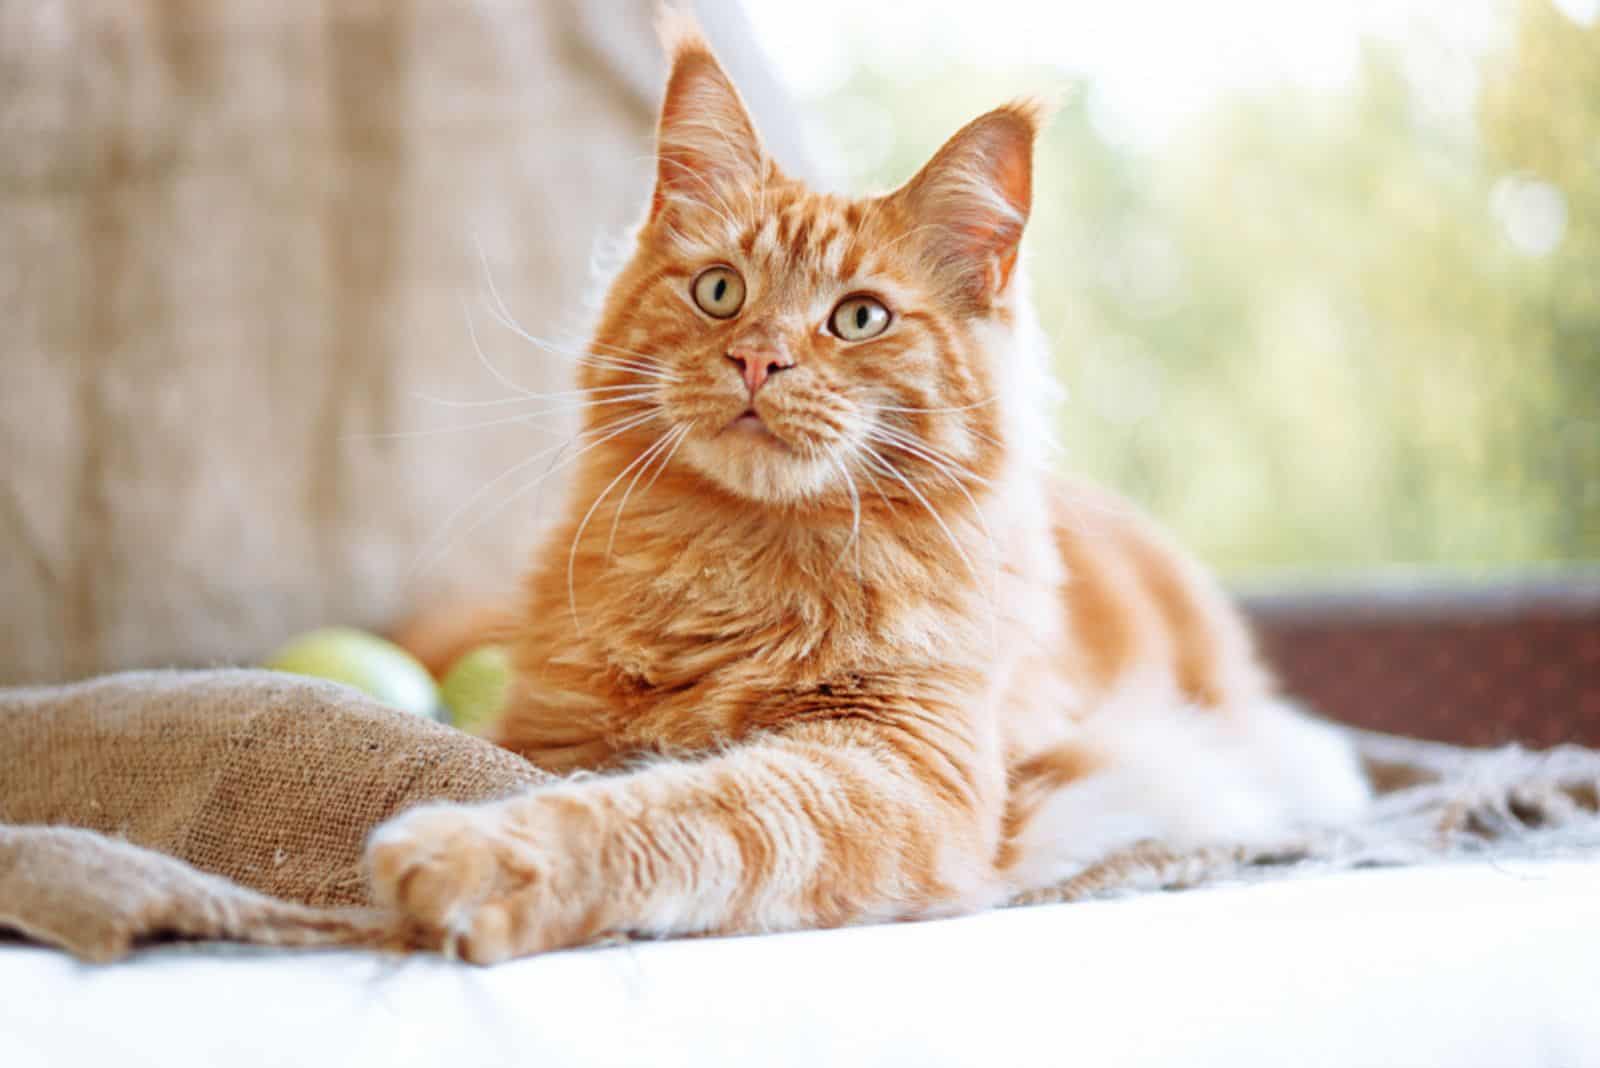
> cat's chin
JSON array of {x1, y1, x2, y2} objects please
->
[
  {"x1": 727, "y1": 411, "x2": 774, "y2": 438},
  {"x1": 680, "y1": 432, "x2": 839, "y2": 505}
]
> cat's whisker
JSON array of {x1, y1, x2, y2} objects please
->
[
  {"x1": 553, "y1": 332, "x2": 671, "y2": 372},
  {"x1": 870, "y1": 433, "x2": 1004, "y2": 651},
  {"x1": 869, "y1": 440, "x2": 989, "y2": 496},
  {"x1": 541, "y1": 341, "x2": 676, "y2": 383},
  {"x1": 566, "y1": 427, "x2": 679, "y2": 626},
  {"x1": 605, "y1": 424, "x2": 690, "y2": 564},
  {"x1": 867, "y1": 425, "x2": 1002, "y2": 580},
  {"x1": 411, "y1": 383, "x2": 664, "y2": 409},
  {"x1": 571, "y1": 350, "x2": 677, "y2": 381},
  {"x1": 523, "y1": 388, "x2": 661, "y2": 490},
  {"x1": 964, "y1": 425, "x2": 1007, "y2": 452},
  {"x1": 408, "y1": 421, "x2": 607, "y2": 581},
  {"x1": 471, "y1": 235, "x2": 676, "y2": 383},
  {"x1": 471, "y1": 236, "x2": 553, "y2": 378},
  {"x1": 580, "y1": 335, "x2": 681, "y2": 374},
  {"x1": 459, "y1": 291, "x2": 544, "y2": 399},
  {"x1": 860, "y1": 439, "x2": 999, "y2": 633},
  {"x1": 351, "y1": 391, "x2": 658, "y2": 442},
  {"x1": 857, "y1": 445, "x2": 980, "y2": 585},
  {"x1": 863, "y1": 440, "x2": 1002, "y2": 648},
  {"x1": 868, "y1": 424, "x2": 995, "y2": 489},
  {"x1": 830, "y1": 455, "x2": 864, "y2": 575},
  {"x1": 863, "y1": 478, "x2": 893, "y2": 513},
  {"x1": 479, "y1": 298, "x2": 678, "y2": 383},
  {"x1": 853, "y1": 459, "x2": 894, "y2": 510},
  {"x1": 874, "y1": 396, "x2": 1000, "y2": 416},
  {"x1": 585, "y1": 345, "x2": 669, "y2": 372},
  {"x1": 411, "y1": 408, "x2": 660, "y2": 580},
  {"x1": 637, "y1": 419, "x2": 691, "y2": 501},
  {"x1": 478, "y1": 288, "x2": 672, "y2": 377},
  {"x1": 472, "y1": 246, "x2": 677, "y2": 397}
]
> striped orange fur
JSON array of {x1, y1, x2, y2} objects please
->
[{"x1": 368, "y1": 16, "x2": 1369, "y2": 963}]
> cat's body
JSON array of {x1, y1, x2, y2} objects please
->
[{"x1": 369, "y1": 17, "x2": 1368, "y2": 963}]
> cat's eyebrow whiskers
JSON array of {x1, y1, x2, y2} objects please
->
[
  {"x1": 659, "y1": 190, "x2": 741, "y2": 243},
  {"x1": 875, "y1": 221, "x2": 957, "y2": 259},
  {"x1": 626, "y1": 149, "x2": 745, "y2": 236},
  {"x1": 663, "y1": 117, "x2": 767, "y2": 216}
]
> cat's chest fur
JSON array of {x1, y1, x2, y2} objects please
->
[
  {"x1": 586, "y1": 514, "x2": 985, "y2": 685},
  {"x1": 506, "y1": 492, "x2": 1022, "y2": 765}
]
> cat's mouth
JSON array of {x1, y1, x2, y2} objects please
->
[
  {"x1": 682, "y1": 404, "x2": 835, "y2": 501},
  {"x1": 724, "y1": 408, "x2": 788, "y2": 449}
]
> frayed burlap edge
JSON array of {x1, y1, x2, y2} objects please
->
[
  {"x1": 1010, "y1": 732, "x2": 1600, "y2": 907},
  {"x1": 0, "y1": 826, "x2": 400, "y2": 963}
]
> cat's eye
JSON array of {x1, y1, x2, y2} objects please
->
[
  {"x1": 828, "y1": 296, "x2": 891, "y2": 341},
  {"x1": 691, "y1": 266, "x2": 745, "y2": 319}
]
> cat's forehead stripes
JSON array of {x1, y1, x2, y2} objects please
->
[{"x1": 705, "y1": 191, "x2": 892, "y2": 291}]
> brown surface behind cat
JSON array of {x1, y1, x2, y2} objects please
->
[{"x1": 370, "y1": 14, "x2": 1368, "y2": 964}]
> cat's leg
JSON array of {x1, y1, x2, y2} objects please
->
[
  {"x1": 1000, "y1": 691, "x2": 1370, "y2": 892},
  {"x1": 367, "y1": 716, "x2": 1004, "y2": 963}
]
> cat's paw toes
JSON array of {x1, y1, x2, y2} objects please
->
[{"x1": 366, "y1": 805, "x2": 549, "y2": 963}]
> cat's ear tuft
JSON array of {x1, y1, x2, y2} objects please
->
[
  {"x1": 650, "y1": 10, "x2": 766, "y2": 223},
  {"x1": 893, "y1": 99, "x2": 1048, "y2": 307}
]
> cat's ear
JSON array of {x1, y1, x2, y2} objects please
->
[
  {"x1": 892, "y1": 100, "x2": 1045, "y2": 306},
  {"x1": 649, "y1": 11, "x2": 766, "y2": 223}
]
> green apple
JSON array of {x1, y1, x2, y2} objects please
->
[
  {"x1": 264, "y1": 626, "x2": 442, "y2": 720},
  {"x1": 440, "y1": 644, "x2": 513, "y2": 736}
]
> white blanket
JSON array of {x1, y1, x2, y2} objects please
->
[{"x1": 4, "y1": 858, "x2": 1597, "y2": 1068}]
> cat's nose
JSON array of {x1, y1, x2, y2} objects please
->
[{"x1": 725, "y1": 348, "x2": 794, "y2": 396}]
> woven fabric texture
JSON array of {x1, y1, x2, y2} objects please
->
[
  {"x1": 3, "y1": 670, "x2": 1599, "y2": 962},
  {"x1": 0, "y1": 671, "x2": 548, "y2": 910}
]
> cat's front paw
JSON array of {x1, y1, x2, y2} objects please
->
[{"x1": 366, "y1": 801, "x2": 582, "y2": 964}]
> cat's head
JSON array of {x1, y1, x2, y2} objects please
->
[{"x1": 587, "y1": 16, "x2": 1046, "y2": 508}]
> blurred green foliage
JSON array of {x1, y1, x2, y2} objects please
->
[{"x1": 818, "y1": 0, "x2": 1597, "y2": 581}]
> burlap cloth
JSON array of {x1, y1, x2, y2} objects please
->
[{"x1": 2, "y1": 670, "x2": 1598, "y2": 962}]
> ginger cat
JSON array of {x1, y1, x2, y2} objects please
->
[{"x1": 369, "y1": 16, "x2": 1368, "y2": 964}]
